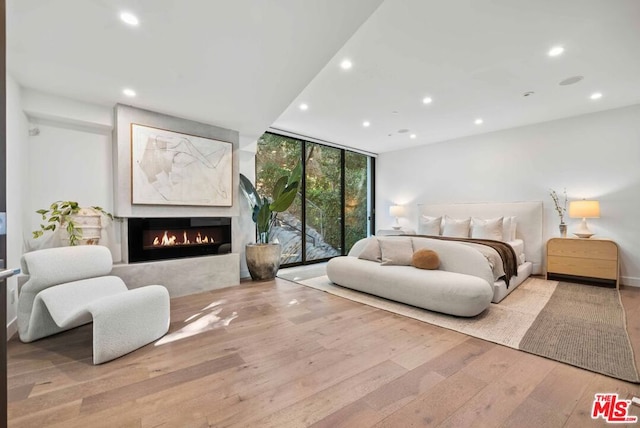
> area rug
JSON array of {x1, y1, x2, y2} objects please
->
[
  {"x1": 291, "y1": 272, "x2": 640, "y2": 383},
  {"x1": 278, "y1": 263, "x2": 328, "y2": 282}
]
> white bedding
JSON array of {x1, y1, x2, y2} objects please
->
[
  {"x1": 418, "y1": 202, "x2": 543, "y2": 275},
  {"x1": 506, "y1": 239, "x2": 525, "y2": 265},
  {"x1": 473, "y1": 238, "x2": 529, "y2": 302},
  {"x1": 417, "y1": 202, "x2": 543, "y2": 303}
]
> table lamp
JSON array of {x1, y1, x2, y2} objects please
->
[
  {"x1": 389, "y1": 205, "x2": 405, "y2": 230},
  {"x1": 569, "y1": 200, "x2": 600, "y2": 238}
]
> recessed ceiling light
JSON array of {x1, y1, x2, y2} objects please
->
[
  {"x1": 123, "y1": 88, "x2": 136, "y2": 97},
  {"x1": 548, "y1": 46, "x2": 564, "y2": 57},
  {"x1": 299, "y1": 103, "x2": 309, "y2": 111},
  {"x1": 474, "y1": 118, "x2": 483, "y2": 125},
  {"x1": 409, "y1": 134, "x2": 417, "y2": 139},
  {"x1": 362, "y1": 121, "x2": 370, "y2": 127},
  {"x1": 422, "y1": 96, "x2": 433, "y2": 104},
  {"x1": 120, "y1": 11, "x2": 139, "y2": 26},
  {"x1": 340, "y1": 59, "x2": 353, "y2": 70},
  {"x1": 590, "y1": 92, "x2": 603, "y2": 100}
]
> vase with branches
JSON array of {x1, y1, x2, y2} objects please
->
[{"x1": 549, "y1": 188, "x2": 568, "y2": 236}]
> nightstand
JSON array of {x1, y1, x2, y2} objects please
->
[
  {"x1": 376, "y1": 228, "x2": 416, "y2": 236},
  {"x1": 546, "y1": 237, "x2": 619, "y2": 288}
]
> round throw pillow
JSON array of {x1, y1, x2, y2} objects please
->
[{"x1": 411, "y1": 249, "x2": 440, "y2": 270}]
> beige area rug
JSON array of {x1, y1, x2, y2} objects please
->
[{"x1": 295, "y1": 274, "x2": 640, "y2": 383}]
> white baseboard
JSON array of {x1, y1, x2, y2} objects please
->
[
  {"x1": 621, "y1": 276, "x2": 640, "y2": 287},
  {"x1": 6, "y1": 316, "x2": 17, "y2": 341}
]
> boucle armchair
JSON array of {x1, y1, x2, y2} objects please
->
[{"x1": 18, "y1": 245, "x2": 170, "y2": 364}]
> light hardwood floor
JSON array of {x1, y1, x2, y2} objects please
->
[{"x1": 7, "y1": 277, "x2": 640, "y2": 427}]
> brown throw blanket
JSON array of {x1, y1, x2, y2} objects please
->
[{"x1": 411, "y1": 235, "x2": 519, "y2": 287}]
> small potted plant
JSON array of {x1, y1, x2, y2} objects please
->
[
  {"x1": 33, "y1": 200, "x2": 113, "y2": 246},
  {"x1": 239, "y1": 162, "x2": 302, "y2": 280}
]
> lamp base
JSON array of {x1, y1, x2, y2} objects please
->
[
  {"x1": 392, "y1": 217, "x2": 402, "y2": 230},
  {"x1": 573, "y1": 232, "x2": 594, "y2": 239},
  {"x1": 574, "y1": 217, "x2": 594, "y2": 238}
]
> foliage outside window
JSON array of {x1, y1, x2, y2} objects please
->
[{"x1": 256, "y1": 132, "x2": 372, "y2": 265}]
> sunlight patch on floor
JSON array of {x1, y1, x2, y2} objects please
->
[{"x1": 155, "y1": 299, "x2": 238, "y2": 346}]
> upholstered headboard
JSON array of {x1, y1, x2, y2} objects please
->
[{"x1": 417, "y1": 201, "x2": 544, "y2": 274}]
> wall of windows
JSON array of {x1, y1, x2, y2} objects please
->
[{"x1": 256, "y1": 132, "x2": 374, "y2": 266}]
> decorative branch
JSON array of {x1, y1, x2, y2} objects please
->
[{"x1": 549, "y1": 188, "x2": 567, "y2": 223}]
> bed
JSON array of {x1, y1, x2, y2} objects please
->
[{"x1": 417, "y1": 201, "x2": 543, "y2": 302}]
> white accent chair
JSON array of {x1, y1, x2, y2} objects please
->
[{"x1": 18, "y1": 245, "x2": 170, "y2": 364}]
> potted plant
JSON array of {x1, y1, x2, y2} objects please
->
[
  {"x1": 32, "y1": 200, "x2": 113, "y2": 246},
  {"x1": 239, "y1": 162, "x2": 302, "y2": 280}
]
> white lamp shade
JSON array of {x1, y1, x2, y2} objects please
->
[
  {"x1": 569, "y1": 200, "x2": 600, "y2": 218},
  {"x1": 389, "y1": 205, "x2": 405, "y2": 217}
]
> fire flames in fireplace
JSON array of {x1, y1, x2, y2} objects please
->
[
  {"x1": 150, "y1": 230, "x2": 216, "y2": 247},
  {"x1": 129, "y1": 217, "x2": 231, "y2": 263}
]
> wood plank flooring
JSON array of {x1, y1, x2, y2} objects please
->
[{"x1": 7, "y1": 278, "x2": 640, "y2": 427}]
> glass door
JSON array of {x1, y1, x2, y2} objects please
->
[
  {"x1": 255, "y1": 133, "x2": 303, "y2": 264},
  {"x1": 344, "y1": 151, "x2": 372, "y2": 253},
  {"x1": 304, "y1": 142, "x2": 342, "y2": 261},
  {"x1": 256, "y1": 132, "x2": 374, "y2": 266}
]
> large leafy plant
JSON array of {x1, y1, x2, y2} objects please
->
[
  {"x1": 32, "y1": 200, "x2": 113, "y2": 246},
  {"x1": 240, "y1": 162, "x2": 302, "y2": 244}
]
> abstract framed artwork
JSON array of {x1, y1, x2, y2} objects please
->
[{"x1": 131, "y1": 124, "x2": 233, "y2": 206}]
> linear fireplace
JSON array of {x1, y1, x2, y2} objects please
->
[{"x1": 127, "y1": 217, "x2": 231, "y2": 263}]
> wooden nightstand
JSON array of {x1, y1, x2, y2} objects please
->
[{"x1": 546, "y1": 237, "x2": 619, "y2": 288}]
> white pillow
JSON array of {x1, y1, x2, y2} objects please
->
[
  {"x1": 502, "y1": 217, "x2": 512, "y2": 242},
  {"x1": 442, "y1": 216, "x2": 471, "y2": 238},
  {"x1": 357, "y1": 238, "x2": 381, "y2": 262},
  {"x1": 378, "y1": 237, "x2": 414, "y2": 266},
  {"x1": 501, "y1": 216, "x2": 517, "y2": 241},
  {"x1": 471, "y1": 217, "x2": 504, "y2": 240},
  {"x1": 419, "y1": 215, "x2": 442, "y2": 235}
]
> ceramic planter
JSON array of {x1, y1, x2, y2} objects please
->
[{"x1": 245, "y1": 243, "x2": 282, "y2": 280}]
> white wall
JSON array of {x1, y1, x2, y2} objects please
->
[
  {"x1": 20, "y1": 89, "x2": 119, "y2": 259},
  {"x1": 237, "y1": 135, "x2": 258, "y2": 278},
  {"x1": 27, "y1": 123, "x2": 113, "y2": 232},
  {"x1": 18, "y1": 89, "x2": 255, "y2": 277},
  {"x1": 22, "y1": 89, "x2": 112, "y2": 133},
  {"x1": 376, "y1": 104, "x2": 640, "y2": 286},
  {"x1": 6, "y1": 74, "x2": 29, "y2": 333}
]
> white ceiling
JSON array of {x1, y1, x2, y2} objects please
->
[
  {"x1": 8, "y1": 1, "x2": 640, "y2": 154},
  {"x1": 7, "y1": 0, "x2": 384, "y2": 141},
  {"x1": 273, "y1": 0, "x2": 640, "y2": 153}
]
